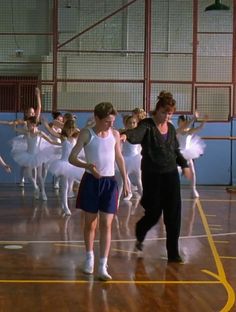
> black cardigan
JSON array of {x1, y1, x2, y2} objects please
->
[{"x1": 125, "y1": 118, "x2": 188, "y2": 174}]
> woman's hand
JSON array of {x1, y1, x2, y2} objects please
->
[{"x1": 120, "y1": 133, "x2": 127, "y2": 142}]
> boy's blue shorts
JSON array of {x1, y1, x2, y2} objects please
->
[{"x1": 76, "y1": 172, "x2": 118, "y2": 214}]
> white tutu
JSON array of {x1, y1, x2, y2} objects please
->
[
  {"x1": 39, "y1": 138, "x2": 62, "y2": 164},
  {"x1": 48, "y1": 139, "x2": 84, "y2": 181},
  {"x1": 124, "y1": 153, "x2": 142, "y2": 175},
  {"x1": 10, "y1": 135, "x2": 27, "y2": 155},
  {"x1": 116, "y1": 141, "x2": 142, "y2": 197},
  {"x1": 179, "y1": 134, "x2": 206, "y2": 160},
  {"x1": 122, "y1": 141, "x2": 142, "y2": 174},
  {"x1": 13, "y1": 135, "x2": 58, "y2": 168}
]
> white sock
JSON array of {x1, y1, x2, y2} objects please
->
[
  {"x1": 86, "y1": 251, "x2": 94, "y2": 259},
  {"x1": 99, "y1": 257, "x2": 108, "y2": 267}
]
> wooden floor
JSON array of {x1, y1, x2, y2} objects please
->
[{"x1": 0, "y1": 184, "x2": 235, "y2": 312}]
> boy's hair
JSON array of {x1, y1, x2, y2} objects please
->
[{"x1": 94, "y1": 102, "x2": 117, "y2": 119}]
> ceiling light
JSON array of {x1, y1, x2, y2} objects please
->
[{"x1": 205, "y1": 0, "x2": 230, "y2": 11}]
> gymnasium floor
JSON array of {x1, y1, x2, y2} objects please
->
[{"x1": 0, "y1": 184, "x2": 235, "y2": 311}]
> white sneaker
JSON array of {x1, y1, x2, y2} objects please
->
[
  {"x1": 98, "y1": 265, "x2": 112, "y2": 281},
  {"x1": 83, "y1": 258, "x2": 94, "y2": 275},
  {"x1": 123, "y1": 192, "x2": 132, "y2": 201}
]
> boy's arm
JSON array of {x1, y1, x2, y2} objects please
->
[
  {"x1": 69, "y1": 129, "x2": 101, "y2": 178},
  {"x1": 113, "y1": 129, "x2": 129, "y2": 197}
]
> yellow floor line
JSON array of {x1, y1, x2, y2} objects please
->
[
  {"x1": 196, "y1": 199, "x2": 235, "y2": 312},
  {"x1": 54, "y1": 244, "x2": 84, "y2": 248},
  {"x1": 190, "y1": 199, "x2": 236, "y2": 202},
  {"x1": 220, "y1": 256, "x2": 236, "y2": 260},
  {"x1": 112, "y1": 248, "x2": 137, "y2": 254},
  {"x1": 209, "y1": 224, "x2": 222, "y2": 227},
  {"x1": 214, "y1": 241, "x2": 229, "y2": 244}
]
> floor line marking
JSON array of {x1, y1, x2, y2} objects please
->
[
  {"x1": 214, "y1": 241, "x2": 229, "y2": 244},
  {"x1": 0, "y1": 231, "x2": 235, "y2": 244},
  {"x1": 209, "y1": 224, "x2": 222, "y2": 227},
  {"x1": 0, "y1": 279, "x2": 221, "y2": 284},
  {"x1": 196, "y1": 199, "x2": 235, "y2": 312},
  {"x1": 184, "y1": 199, "x2": 236, "y2": 202}
]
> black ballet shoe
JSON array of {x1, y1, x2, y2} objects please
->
[
  {"x1": 135, "y1": 241, "x2": 143, "y2": 252},
  {"x1": 168, "y1": 255, "x2": 184, "y2": 263}
]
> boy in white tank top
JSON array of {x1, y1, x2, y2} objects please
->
[{"x1": 69, "y1": 102, "x2": 129, "y2": 281}]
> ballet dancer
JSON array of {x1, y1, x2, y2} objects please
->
[
  {"x1": 116, "y1": 114, "x2": 142, "y2": 202},
  {"x1": 42, "y1": 111, "x2": 63, "y2": 189},
  {"x1": 7, "y1": 87, "x2": 42, "y2": 186},
  {"x1": 47, "y1": 119, "x2": 84, "y2": 216},
  {"x1": 176, "y1": 111, "x2": 207, "y2": 198},
  {"x1": 12, "y1": 116, "x2": 60, "y2": 201}
]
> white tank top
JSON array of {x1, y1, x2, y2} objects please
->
[{"x1": 84, "y1": 127, "x2": 116, "y2": 176}]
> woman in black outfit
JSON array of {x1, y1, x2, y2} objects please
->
[{"x1": 123, "y1": 91, "x2": 192, "y2": 262}]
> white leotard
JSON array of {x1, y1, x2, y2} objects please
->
[{"x1": 84, "y1": 127, "x2": 116, "y2": 176}]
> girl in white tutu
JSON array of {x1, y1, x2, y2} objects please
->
[
  {"x1": 176, "y1": 112, "x2": 207, "y2": 198},
  {"x1": 116, "y1": 115, "x2": 142, "y2": 202},
  {"x1": 12, "y1": 116, "x2": 61, "y2": 200},
  {"x1": 42, "y1": 111, "x2": 64, "y2": 189},
  {"x1": 6, "y1": 87, "x2": 42, "y2": 186},
  {"x1": 47, "y1": 119, "x2": 85, "y2": 216}
]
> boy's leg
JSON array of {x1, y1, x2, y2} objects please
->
[
  {"x1": 98, "y1": 212, "x2": 114, "y2": 281},
  {"x1": 83, "y1": 212, "x2": 98, "y2": 274}
]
